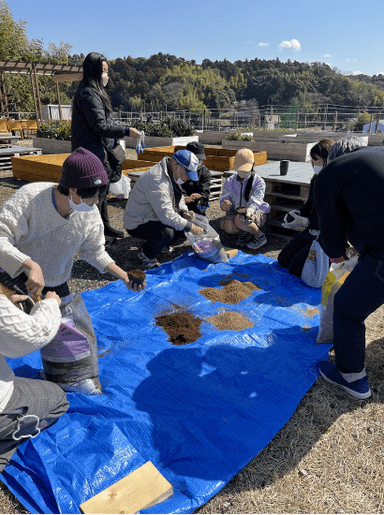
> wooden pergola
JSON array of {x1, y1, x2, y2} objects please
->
[{"x1": 0, "y1": 61, "x2": 83, "y2": 123}]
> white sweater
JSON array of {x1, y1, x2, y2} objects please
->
[
  {"x1": 0, "y1": 294, "x2": 61, "y2": 412},
  {"x1": 0, "y1": 182, "x2": 114, "y2": 286}
]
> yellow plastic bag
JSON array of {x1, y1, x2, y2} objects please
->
[{"x1": 316, "y1": 256, "x2": 358, "y2": 344}]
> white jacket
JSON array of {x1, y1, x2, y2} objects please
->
[{"x1": 123, "y1": 157, "x2": 192, "y2": 232}]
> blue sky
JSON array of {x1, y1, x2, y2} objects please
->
[{"x1": 10, "y1": 0, "x2": 384, "y2": 76}]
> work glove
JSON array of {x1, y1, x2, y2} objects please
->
[
  {"x1": 282, "y1": 210, "x2": 309, "y2": 229},
  {"x1": 136, "y1": 131, "x2": 145, "y2": 154}
]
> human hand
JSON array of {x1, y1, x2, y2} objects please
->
[
  {"x1": 129, "y1": 128, "x2": 141, "y2": 139},
  {"x1": 10, "y1": 294, "x2": 35, "y2": 314},
  {"x1": 282, "y1": 211, "x2": 309, "y2": 229},
  {"x1": 182, "y1": 211, "x2": 195, "y2": 221},
  {"x1": 125, "y1": 275, "x2": 146, "y2": 292},
  {"x1": 190, "y1": 224, "x2": 205, "y2": 235},
  {"x1": 45, "y1": 291, "x2": 61, "y2": 306},
  {"x1": 23, "y1": 260, "x2": 45, "y2": 300},
  {"x1": 221, "y1": 199, "x2": 232, "y2": 212},
  {"x1": 346, "y1": 245, "x2": 358, "y2": 259}
]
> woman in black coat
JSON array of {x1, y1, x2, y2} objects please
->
[
  {"x1": 71, "y1": 52, "x2": 141, "y2": 241},
  {"x1": 277, "y1": 139, "x2": 334, "y2": 277}
]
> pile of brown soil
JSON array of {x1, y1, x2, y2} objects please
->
[
  {"x1": 199, "y1": 279, "x2": 260, "y2": 305},
  {"x1": 207, "y1": 311, "x2": 254, "y2": 331},
  {"x1": 155, "y1": 311, "x2": 202, "y2": 345}
]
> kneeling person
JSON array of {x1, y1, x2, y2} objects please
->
[{"x1": 123, "y1": 150, "x2": 205, "y2": 268}]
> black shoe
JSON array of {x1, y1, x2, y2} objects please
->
[{"x1": 104, "y1": 227, "x2": 124, "y2": 238}]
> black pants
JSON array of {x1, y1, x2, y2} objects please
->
[
  {"x1": 128, "y1": 221, "x2": 186, "y2": 259},
  {"x1": 277, "y1": 228, "x2": 316, "y2": 277},
  {"x1": 97, "y1": 183, "x2": 111, "y2": 232}
]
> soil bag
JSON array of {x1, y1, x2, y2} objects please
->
[
  {"x1": 301, "y1": 238, "x2": 329, "y2": 288},
  {"x1": 316, "y1": 256, "x2": 358, "y2": 344},
  {"x1": 185, "y1": 214, "x2": 229, "y2": 264},
  {"x1": 40, "y1": 293, "x2": 102, "y2": 394}
]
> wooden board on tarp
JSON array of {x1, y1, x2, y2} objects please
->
[{"x1": 79, "y1": 461, "x2": 173, "y2": 515}]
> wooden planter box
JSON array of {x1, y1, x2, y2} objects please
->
[
  {"x1": 32, "y1": 137, "x2": 71, "y2": 154},
  {"x1": 12, "y1": 153, "x2": 70, "y2": 182},
  {"x1": 124, "y1": 135, "x2": 198, "y2": 149},
  {"x1": 138, "y1": 146, "x2": 267, "y2": 172},
  {"x1": 222, "y1": 139, "x2": 317, "y2": 162},
  {"x1": 12, "y1": 154, "x2": 154, "y2": 183}
]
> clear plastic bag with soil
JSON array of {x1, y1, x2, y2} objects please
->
[
  {"x1": 185, "y1": 213, "x2": 229, "y2": 264},
  {"x1": 40, "y1": 293, "x2": 102, "y2": 394}
]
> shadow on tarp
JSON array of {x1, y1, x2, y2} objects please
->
[{"x1": 0, "y1": 252, "x2": 331, "y2": 514}]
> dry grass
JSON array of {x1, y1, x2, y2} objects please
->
[{"x1": 0, "y1": 142, "x2": 383, "y2": 513}]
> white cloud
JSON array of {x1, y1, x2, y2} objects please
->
[
  {"x1": 323, "y1": 54, "x2": 332, "y2": 58},
  {"x1": 345, "y1": 71, "x2": 364, "y2": 76},
  {"x1": 258, "y1": 42, "x2": 270, "y2": 47},
  {"x1": 346, "y1": 58, "x2": 358, "y2": 62},
  {"x1": 278, "y1": 39, "x2": 301, "y2": 51}
]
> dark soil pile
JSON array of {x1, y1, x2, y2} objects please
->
[
  {"x1": 199, "y1": 279, "x2": 260, "y2": 304},
  {"x1": 155, "y1": 311, "x2": 202, "y2": 345},
  {"x1": 207, "y1": 311, "x2": 254, "y2": 331}
]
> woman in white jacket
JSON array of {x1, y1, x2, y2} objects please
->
[{"x1": 0, "y1": 288, "x2": 69, "y2": 471}]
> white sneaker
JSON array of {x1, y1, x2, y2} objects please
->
[
  {"x1": 161, "y1": 246, "x2": 174, "y2": 254},
  {"x1": 138, "y1": 249, "x2": 159, "y2": 269},
  {"x1": 246, "y1": 234, "x2": 267, "y2": 250}
]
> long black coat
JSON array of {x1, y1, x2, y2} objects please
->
[{"x1": 71, "y1": 82, "x2": 128, "y2": 172}]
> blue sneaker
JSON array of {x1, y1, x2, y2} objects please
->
[{"x1": 318, "y1": 361, "x2": 371, "y2": 400}]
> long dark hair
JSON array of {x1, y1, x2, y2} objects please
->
[
  {"x1": 310, "y1": 139, "x2": 334, "y2": 167},
  {"x1": 81, "y1": 52, "x2": 113, "y2": 113}
]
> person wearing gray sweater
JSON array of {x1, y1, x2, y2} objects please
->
[
  {"x1": 0, "y1": 148, "x2": 144, "y2": 298},
  {"x1": 0, "y1": 289, "x2": 69, "y2": 471}
]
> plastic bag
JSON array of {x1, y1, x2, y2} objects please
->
[
  {"x1": 108, "y1": 174, "x2": 131, "y2": 199},
  {"x1": 136, "y1": 131, "x2": 145, "y2": 154},
  {"x1": 40, "y1": 294, "x2": 102, "y2": 394},
  {"x1": 316, "y1": 256, "x2": 359, "y2": 344},
  {"x1": 185, "y1": 213, "x2": 229, "y2": 264},
  {"x1": 301, "y1": 238, "x2": 329, "y2": 288}
]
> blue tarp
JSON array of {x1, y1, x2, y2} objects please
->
[{"x1": 0, "y1": 252, "x2": 331, "y2": 514}]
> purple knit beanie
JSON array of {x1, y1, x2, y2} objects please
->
[{"x1": 59, "y1": 148, "x2": 108, "y2": 189}]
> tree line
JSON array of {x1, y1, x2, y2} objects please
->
[{"x1": 2, "y1": 0, "x2": 384, "y2": 118}]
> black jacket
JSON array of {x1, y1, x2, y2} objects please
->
[
  {"x1": 315, "y1": 146, "x2": 384, "y2": 258},
  {"x1": 182, "y1": 164, "x2": 211, "y2": 212},
  {"x1": 299, "y1": 174, "x2": 319, "y2": 230},
  {"x1": 71, "y1": 82, "x2": 129, "y2": 169}
]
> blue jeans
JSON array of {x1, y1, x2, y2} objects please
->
[
  {"x1": 333, "y1": 254, "x2": 384, "y2": 373},
  {"x1": 128, "y1": 221, "x2": 186, "y2": 259}
]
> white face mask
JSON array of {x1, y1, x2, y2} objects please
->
[
  {"x1": 175, "y1": 167, "x2": 185, "y2": 185},
  {"x1": 101, "y1": 75, "x2": 109, "y2": 87},
  {"x1": 237, "y1": 170, "x2": 251, "y2": 179},
  {"x1": 313, "y1": 165, "x2": 323, "y2": 174},
  {"x1": 69, "y1": 195, "x2": 95, "y2": 213}
]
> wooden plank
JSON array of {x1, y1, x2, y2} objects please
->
[{"x1": 79, "y1": 461, "x2": 173, "y2": 515}]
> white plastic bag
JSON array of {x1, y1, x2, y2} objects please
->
[
  {"x1": 185, "y1": 214, "x2": 229, "y2": 264},
  {"x1": 301, "y1": 238, "x2": 329, "y2": 288},
  {"x1": 108, "y1": 174, "x2": 131, "y2": 199},
  {"x1": 316, "y1": 256, "x2": 359, "y2": 344}
]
